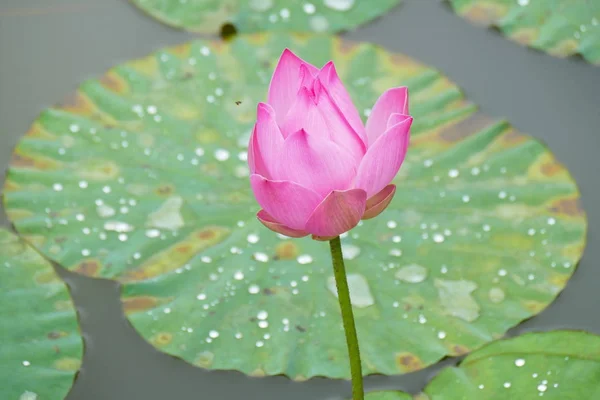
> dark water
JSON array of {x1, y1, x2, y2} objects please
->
[{"x1": 1, "y1": 0, "x2": 599, "y2": 398}]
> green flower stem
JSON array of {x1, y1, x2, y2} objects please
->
[{"x1": 329, "y1": 236, "x2": 364, "y2": 400}]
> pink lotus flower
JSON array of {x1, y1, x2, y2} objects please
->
[{"x1": 248, "y1": 49, "x2": 412, "y2": 239}]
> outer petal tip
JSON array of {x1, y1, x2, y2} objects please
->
[
  {"x1": 257, "y1": 210, "x2": 309, "y2": 238},
  {"x1": 366, "y1": 87, "x2": 410, "y2": 145},
  {"x1": 268, "y1": 50, "x2": 319, "y2": 125},
  {"x1": 355, "y1": 116, "x2": 412, "y2": 197},
  {"x1": 362, "y1": 184, "x2": 396, "y2": 220},
  {"x1": 304, "y1": 189, "x2": 367, "y2": 237},
  {"x1": 387, "y1": 113, "x2": 412, "y2": 130},
  {"x1": 257, "y1": 102, "x2": 275, "y2": 115},
  {"x1": 316, "y1": 61, "x2": 367, "y2": 146}
]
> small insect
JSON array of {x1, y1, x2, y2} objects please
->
[{"x1": 235, "y1": 100, "x2": 242, "y2": 105}]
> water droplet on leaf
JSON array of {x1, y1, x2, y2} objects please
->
[
  {"x1": 327, "y1": 274, "x2": 374, "y2": 308},
  {"x1": 395, "y1": 264, "x2": 428, "y2": 283},
  {"x1": 435, "y1": 279, "x2": 480, "y2": 322}
]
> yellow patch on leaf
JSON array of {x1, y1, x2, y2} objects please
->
[{"x1": 121, "y1": 227, "x2": 230, "y2": 282}]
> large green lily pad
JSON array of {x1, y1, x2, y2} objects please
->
[
  {"x1": 369, "y1": 330, "x2": 600, "y2": 399},
  {"x1": 0, "y1": 229, "x2": 82, "y2": 399},
  {"x1": 3, "y1": 34, "x2": 586, "y2": 379},
  {"x1": 130, "y1": 0, "x2": 400, "y2": 34},
  {"x1": 448, "y1": 0, "x2": 600, "y2": 64},
  {"x1": 425, "y1": 330, "x2": 600, "y2": 399}
]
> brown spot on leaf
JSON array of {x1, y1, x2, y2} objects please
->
[
  {"x1": 47, "y1": 331, "x2": 67, "y2": 340},
  {"x1": 24, "y1": 124, "x2": 49, "y2": 139},
  {"x1": 451, "y1": 344, "x2": 470, "y2": 356},
  {"x1": 548, "y1": 39, "x2": 578, "y2": 58},
  {"x1": 151, "y1": 332, "x2": 173, "y2": 346},
  {"x1": 395, "y1": 352, "x2": 424, "y2": 372},
  {"x1": 196, "y1": 228, "x2": 216, "y2": 240},
  {"x1": 74, "y1": 260, "x2": 101, "y2": 277},
  {"x1": 99, "y1": 71, "x2": 127, "y2": 94},
  {"x1": 122, "y1": 296, "x2": 160, "y2": 315},
  {"x1": 193, "y1": 351, "x2": 214, "y2": 368},
  {"x1": 540, "y1": 161, "x2": 564, "y2": 177},
  {"x1": 523, "y1": 300, "x2": 546, "y2": 313},
  {"x1": 274, "y1": 241, "x2": 299, "y2": 260},
  {"x1": 390, "y1": 53, "x2": 413, "y2": 66},
  {"x1": 175, "y1": 244, "x2": 192, "y2": 254},
  {"x1": 60, "y1": 91, "x2": 84, "y2": 110},
  {"x1": 337, "y1": 39, "x2": 358, "y2": 54},
  {"x1": 548, "y1": 197, "x2": 584, "y2": 217},
  {"x1": 54, "y1": 357, "x2": 81, "y2": 371},
  {"x1": 60, "y1": 91, "x2": 97, "y2": 116},
  {"x1": 170, "y1": 42, "x2": 190, "y2": 56},
  {"x1": 10, "y1": 150, "x2": 58, "y2": 170},
  {"x1": 501, "y1": 129, "x2": 527, "y2": 145},
  {"x1": 550, "y1": 273, "x2": 569, "y2": 287},
  {"x1": 462, "y1": 3, "x2": 506, "y2": 26},
  {"x1": 11, "y1": 153, "x2": 36, "y2": 168},
  {"x1": 155, "y1": 184, "x2": 175, "y2": 196},
  {"x1": 511, "y1": 28, "x2": 537, "y2": 46},
  {"x1": 77, "y1": 159, "x2": 120, "y2": 181},
  {"x1": 438, "y1": 113, "x2": 492, "y2": 142},
  {"x1": 3, "y1": 180, "x2": 19, "y2": 192}
]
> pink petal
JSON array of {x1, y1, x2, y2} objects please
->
[
  {"x1": 366, "y1": 87, "x2": 409, "y2": 146},
  {"x1": 299, "y1": 64, "x2": 314, "y2": 90},
  {"x1": 281, "y1": 87, "x2": 329, "y2": 140},
  {"x1": 257, "y1": 210, "x2": 309, "y2": 238},
  {"x1": 250, "y1": 174, "x2": 322, "y2": 230},
  {"x1": 277, "y1": 129, "x2": 357, "y2": 197},
  {"x1": 363, "y1": 184, "x2": 396, "y2": 220},
  {"x1": 268, "y1": 49, "x2": 319, "y2": 126},
  {"x1": 313, "y1": 79, "x2": 365, "y2": 162},
  {"x1": 317, "y1": 62, "x2": 367, "y2": 145},
  {"x1": 304, "y1": 189, "x2": 367, "y2": 237},
  {"x1": 248, "y1": 125, "x2": 258, "y2": 174},
  {"x1": 354, "y1": 116, "x2": 412, "y2": 197},
  {"x1": 280, "y1": 82, "x2": 364, "y2": 162},
  {"x1": 387, "y1": 113, "x2": 409, "y2": 129},
  {"x1": 253, "y1": 103, "x2": 284, "y2": 179},
  {"x1": 248, "y1": 125, "x2": 270, "y2": 177}
]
